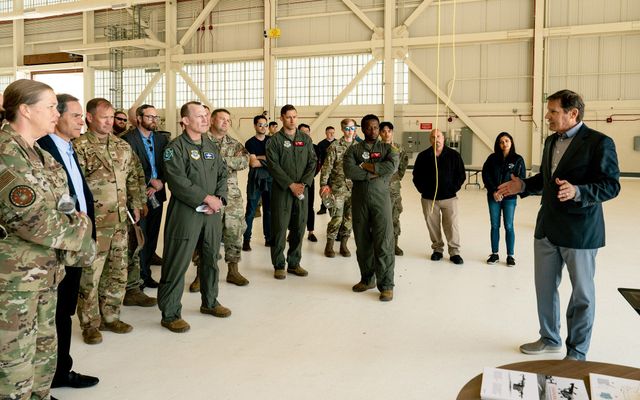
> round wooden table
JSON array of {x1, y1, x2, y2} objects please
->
[{"x1": 457, "y1": 359, "x2": 640, "y2": 400}]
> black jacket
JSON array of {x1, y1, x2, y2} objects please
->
[
  {"x1": 122, "y1": 129, "x2": 170, "y2": 203},
  {"x1": 37, "y1": 135, "x2": 96, "y2": 240},
  {"x1": 412, "y1": 146, "x2": 466, "y2": 200},
  {"x1": 482, "y1": 153, "x2": 526, "y2": 200},
  {"x1": 522, "y1": 123, "x2": 620, "y2": 249}
]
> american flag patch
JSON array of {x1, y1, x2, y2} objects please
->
[{"x1": 0, "y1": 169, "x2": 17, "y2": 192}]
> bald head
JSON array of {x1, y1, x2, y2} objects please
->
[{"x1": 128, "y1": 106, "x2": 138, "y2": 128}]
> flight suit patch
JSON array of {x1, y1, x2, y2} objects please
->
[
  {"x1": 362, "y1": 151, "x2": 370, "y2": 160},
  {"x1": 9, "y1": 185, "x2": 36, "y2": 207},
  {"x1": 294, "y1": 141, "x2": 304, "y2": 147},
  {"x1": 371, "y1": 152, "x2": 381, "y2": 159},
  {"x1": 190, "y1": 150, "x2": 201, "y2": 160},
  {"x1": 284, "y1": 141, "x2": 292, "y2": 148},
  {"x1": 203, "y1": 152, "x2": 215, "y2": 160},
  {"x1": 163, "y1": 148, "x2": 174, "y2": 161}
]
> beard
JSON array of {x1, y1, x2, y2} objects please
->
[
  {"x1": 113, "y1": 124, "x2": 127, "y2": 134},
  {"x1": 141, "y1": 120, "x2": 157, "y2": 131}
]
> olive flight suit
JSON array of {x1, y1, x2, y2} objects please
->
[
  {"x1": 265, "y1": 129, "x2": 317, "y2": 270},
  {"x1": 343, "y1": 139, "x2": 399, "y2": 291},
  {"x1": 158, "y1": 133, "x2": 227, "y2": 323}
]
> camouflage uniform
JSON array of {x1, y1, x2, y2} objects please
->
[
  {"x1": 389, "y1": 142, "x2": 409, "y2": 239},
  {"x1": 0, "y1": 125, "x2": 92, "y2": 400},
  {"x1": 210, "y1": 134, "x2": 249, "y2": 263},
  {"x1": 73, "y1": 131, "x2": 145, "y2": 331},
  {"x1": 125, "y1": 155, "x2": 147, "y2": 291},
  {"x1": 319, "y1": 137, "x2": 353, "y2": 241}
]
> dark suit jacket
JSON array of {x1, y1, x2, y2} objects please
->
[
  {"x1": 522, "y1": 123, "x2": 620, "y2": 249},
  {"x1": 38, "y1": 135, "x2": 96, "y2": 240},
  {"x1": 122, "y1": 128, "x2": 170, "y2": 203}
]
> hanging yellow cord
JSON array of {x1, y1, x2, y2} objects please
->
[{"x1": 430, "y1": 0, "x2": 457, "y2": 214}]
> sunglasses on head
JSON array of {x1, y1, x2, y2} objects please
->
[{"x1": 115, "y1": 117, "x2": 127, "y2": 122}]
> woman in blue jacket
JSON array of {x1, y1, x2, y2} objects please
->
[{"x1": 481, "y1": 132, "x2": 526, "y2": 266}]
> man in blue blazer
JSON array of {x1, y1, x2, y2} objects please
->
[
  {"x1": 498, "y1": 89, "x2": 620, "y2": 360},
  {"x1": 37, "y1": 94, "x2": 100, "y2": 389},
  {"x1": 122, "y1": 104, "x2": 169, "y2": 289}
]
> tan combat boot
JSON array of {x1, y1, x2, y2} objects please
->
[
  {"x1": 394, "y1": 236, "x2": 404, "y2": 256},
  {"x1": 189, "y1": 271, "x2": 200, "y2": 293},
  {"x1": 226, "y1": 262, "x2": 249, "y2": 286},
  {"x1": 324, "y1": 239, "x2": 335, "y2": 258},
  {"x1": 123, "y1": 288, "x2": 157, "y2": 307},
  {"x1": 99, "y1": 320, "x2": 133, "y2": 334},
  {"x1": 339, "y1": 237, "x2": 351, "y2": 257},
  {"x1": 200, "y1": 304, "x2": 232, "y2": 318}
]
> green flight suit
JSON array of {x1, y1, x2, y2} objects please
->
[
  {"x1": 157, "y1": 133, "x2": 227, "y2": 322},
  {"x1": 343, "y1": 139, "x2": 399, "y2": 291},
  {"x1": 266, "y1": 129, "x2": 317, "y2": 269}
]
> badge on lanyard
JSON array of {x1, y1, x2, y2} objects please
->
[
  {"x1": 284, "y1": 141, "x2": 292, "y2": 148},
  {"x1": 204, "y1": 152, "x2": 215, "y2": 160},
  {"x1": 362, "y1": 151, "x2": 370, "y2": 160},
  {"x1": 190, "y1": 150, "x2": 201, "y2": 160}
]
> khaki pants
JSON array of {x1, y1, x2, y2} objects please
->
[{"x1": 421, "y1": 197, "x2": 461, "y2": 256}]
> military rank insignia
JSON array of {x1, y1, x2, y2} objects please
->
[
  {"x1": 203, "y1": 152, "x2": 215, "y2": 160},
  {"x1": 190, "y1": 150, "x2": 201, "y2": 160},
  {"x1": 283, "y1": 141, "x2": 291, "y2": 148},
  {"x1": 163, "y1": 148, "x2": 174, "y2": 161},
  {"x1": 9, "y1": 185, "x2": 36, "y2": 207}
]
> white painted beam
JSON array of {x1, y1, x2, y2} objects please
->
[
  {"x1": 174, "y1": 49, "x2": 264, "y2": 63},
  {"x1": 310, "y1": 57, "x2": 379, "y2": 133},
  {"x1": 402, "y1": 0, "x2": 434, "y2": 28},
  {"x1": 178, "y1": 0, "x2": 221, "y2": 48},
  {"x1": 165, "y1": 0, "x2": 177, "y2": 135},
  {"x1": 383, "y1": 0, "x2": 395, "y2": 121},
  {"x1": 82, "y1": 11, "x2": 95, "y2": 103},
  {"x1": 340, "y1": 0, "x2": 377, "y2": 31},
  {"x1": 178, "y1": 69, "x2": 213, "y2": 110},
  {"x1": 403, "y1": 57, "x2": 493, "y2": 150},
  {"x1": 60, "y1": 38, "x2": 166, "y2": 56},
  {"x1": 530, "y1": 0, "x2": 545, "y2": 168},
  {"x1": 545, "y1": 21, "x2": 640, "y2": 38},
  {"x1": 133, "y1": 71, "x2": 163, "y2": 107},
  {"x1": 0, "y1": 0, "x2": 163, "y2": 22}
]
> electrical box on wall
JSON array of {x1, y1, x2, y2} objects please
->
[{"x1": 403, "y1": 131, "x2": 445, "y2": 154}]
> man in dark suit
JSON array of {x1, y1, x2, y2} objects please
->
[
  {"x1": 498, "y1": 89, "x2": 620, "y2": 361},
  {"x1": 37, "y1": 94, "x2": 100, "y2": 390},
  {"x1": 122, "y1": 104, "x2": 169, "y2": 289}
]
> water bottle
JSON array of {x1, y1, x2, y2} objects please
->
[
  {"x1": 149, "y1": 193, "x2": 161, "y2": 209},
  {"x1": 297, "y1": 193, "x2": 305, "y2": 200}
]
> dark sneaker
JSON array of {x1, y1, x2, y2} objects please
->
[
  {"x1": 287, "y1": 265, "x2": 308, "y2": 276},
  {"x1": 507, "y1": 256, "x2": 516, "y2": 266},
  {"x1": 242, "y1": 240, "x2": 251, "y2": 251},
  {"x1": 450, "y1": 255, "x2": 464, "y2": 265},
  {"x1": 307, "y1": 233, "x2": 318, "y2": 242},
  {"x1": 430, "y1": 251, "x2": 443, "y2": 261},
  {"x1": 520, "y1": 338, "x2": 562, "y2": 355},
  {"x1": 486, "y1": 254, "x2": 499, "y2": 264}
]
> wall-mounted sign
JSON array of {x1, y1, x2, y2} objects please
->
[{"x1": 419, "y1": 122, "x2": 432, "y2": 130}]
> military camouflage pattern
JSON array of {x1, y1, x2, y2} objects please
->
[
  {"x1": 73, "y1": 131, "x2": 145, "y2": 329},
  {"x1": 320, "y1": 137, "x2": 354, "y2": 241},
  {"x1": 0, "y1": 289, "x2": 57, "y2": 400},
  {"x1": 210, "y1": 133, "x2": 249, "y2": 263},
  {"x1": 125, "y1": 154, "x2": 146, "y2": 291},
  {"x1": 389, "y1": 142, "x2": 408, "y2": 238},
  {"x1": 0, "y1": 125, "x2": 92, "y2": 400},
  {"x1": 77, "y1": 224, "x2": 128, "y2": 329}
]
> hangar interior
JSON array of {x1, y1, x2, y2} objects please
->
[{"x1": 1, "y1": 0, "x2": 639, "y2": 399}]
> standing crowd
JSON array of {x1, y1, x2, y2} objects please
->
[{"x1": 0, "y1": 79, "x2": 620, "y2": 399}]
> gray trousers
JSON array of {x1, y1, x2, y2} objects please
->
[{"x1": 534, "y1": 237, "x2": 597, "y2": 360}]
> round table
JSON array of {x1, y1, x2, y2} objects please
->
[{"x1": 457, "y1": 359, "x2": 640, "y2": 400}]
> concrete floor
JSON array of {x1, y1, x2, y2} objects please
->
[{"x1": 52, "y1": 177, "x2": 640, "y2": 400}]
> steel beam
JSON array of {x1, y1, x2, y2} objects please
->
[
  {"x1": 178, "y1": 0, "x2": 221, "y2": 48},
  {"x1": 340, "y1": 0, "x2": 377, "y2": 31},
  {"x1": 383, "y1": 0, "x2": 395, "y2": 121},
  {"x1": 530, "y1": 0, "x2": 545, "y2": 168},
  {"x1": 402, "y1": 0, "x2": 434, "y2": 28}
]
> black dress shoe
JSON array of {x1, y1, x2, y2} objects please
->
[
  {"x1": 51, "y1": 371, "x2": 99, "y2": 388},
  {"x1": 150, "y1": 253, "x2": 163, "y2": 265},
  {"x1": 143, "y1": 278, "x2": 159, "y2": 289},
  {"x1": 430, "y1": 251, "x2": 443, "y2": 261}
]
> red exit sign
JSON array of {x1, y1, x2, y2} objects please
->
[{"x1": 419, "y1": 122, "x2": 432, "y2": 130}]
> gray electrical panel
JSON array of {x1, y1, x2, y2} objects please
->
[
  {"x1": 402, "y1": 131, "x2": 445, "y2": 154},
  {"x1": 634, "y1": 136, "x2": 640, "y2": 151},
  {"x1": 459, "y1": 127, "x2": 474, "y2": 164}
]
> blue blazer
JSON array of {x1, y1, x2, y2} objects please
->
[
  {"x1": 37, "y1": 135, "x2": 96, "y2": 240},
  {"x1": 522, "y1": 123, "x2": 620, "y2": 249}
]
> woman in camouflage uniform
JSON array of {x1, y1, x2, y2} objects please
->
[{"x1": 0, "y1": 80, "x2": 94, "y2": 400}]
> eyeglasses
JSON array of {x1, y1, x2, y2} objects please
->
[
  {"x1": 143, "y1": 115, "x2": 160, "y2": 121},
  {"x1": 344, "y1": 126, "x2": 357, "y2": 132},
  {"x1": 115, "y1": 117, "x2": 127, "y2": 122},
  {"x1": 257, "y1": 123, "x2": 268, "y2": 127}
]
